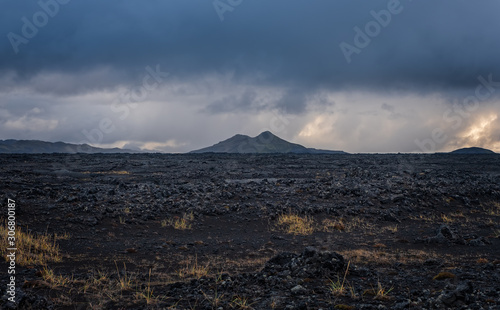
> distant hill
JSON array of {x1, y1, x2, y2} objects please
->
[
  {"x1": 450, "y1": 147, "x2": 496, "y2": 154},
  {"x1": 0, "y1": 139, "x2": 138, "y2": 154},
  {"x1": 190, "y1": 131, "x2": 347, "y2": 154}
]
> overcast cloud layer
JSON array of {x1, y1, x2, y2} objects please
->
[{"x1": 1, "y1": 0, "x2": 499, "y2": 153}]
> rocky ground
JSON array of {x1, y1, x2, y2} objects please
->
[{"x1": 0, "y1": 153, "x2": 499, "y2": 309}]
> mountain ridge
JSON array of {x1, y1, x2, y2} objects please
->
[
  {"x1": 0, "y1": 139, "x2": 140, "y2": 154},
  {"x1": 190, "y1": 131, "x2": 347, "y2": 154},
  {"x1": 449, "y1": 147, "x2": 496, "y2": 154}
]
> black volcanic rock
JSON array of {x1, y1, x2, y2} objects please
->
[
  {"x1": 190, "y1": 131, "x2": 346, "y2": 154},
  {"x1": 450, "y1": 147, "x2": 496, "y2": 154},
  {"x1": 0, "y1": 139, "x2": 139, "y2": 154}
]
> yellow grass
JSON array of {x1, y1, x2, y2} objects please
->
[
  {"x1": 0, "y1": 223, "x2": 62, "y2": 266},
  {"x1": 441, "y1": 214, "x2": 454, "y2": 223},
  {"x1": 322, "y1": 218, "x2": 346, "y2": 232},
  {"x1": 328, "y1": 261, "x2": 351, "y2": 297},
  {"x1": 339, "y1": 248, "x2": 440, "y2": 266},
  {"x1": 176, "y1": 258, "x2": 210, "y2": 279},
  {"x1": 163, "y1": 212, "x2": 194, "y2": 230},
  {"x1": 40, "y1": 267, "x2": 73, "y2": 287},
  {"x1": 231, "y1": 296, "x2": 254, "y2": 309},
  {"x1": 275, "y1": 213, "x2": 314, "y2": 235}
]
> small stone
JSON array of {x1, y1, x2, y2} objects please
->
[{"x1": 291, "y1": 285, "x2": 307, "y2": 295}]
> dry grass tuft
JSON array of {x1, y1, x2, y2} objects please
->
[
  {"x1": 488, "y1": 202, "x2": 500, "y2": 216},
  {"x1": 0, "y1": 223, "x2": 62, "y2": 266},
  {"x1": 383, "y1": 225, "x2": 398, "y2": 233},
  {"x1": 340, "y1": 248, "x2": 440, "y2": 266},
  {"x1": 373, "y1": 243, "x2": 387, "y2": 249},
  {"x1": 433, "y1": 271, "x2": 456, "y2": 280},
  {"x1": 135, "y1": 269, "x2": 160, "y2": 305},
  {"x1": 275, "y1": 213, "x2": 314, "y2": 235},
  {"x1": 176, "y1": 256, "x2": 210, "y2": 279},
  {"x1": 231, "y1": 296, "x2": 254, "y2": 309},
  {"x1": 322, "y1": 219, "x2": 346, "y2": 232},
  {"x1": 373, "y1": 281, "x2": 394, "y2": 300},
  {"x1": 39, "y1": 267, "x2": 73, "y2": 287},
  {"x1": 328, "y1": 261, "x2": 352, "y2": 297},
  {"x1": 364, "y1": 281, "x2": 393, "y2": 301},
  {"x1": 441, "y1": 214, "x2": 454, "y2": 223},
  {"x1": 163, "y1": 212, "x2": 194, "y2": 230}
]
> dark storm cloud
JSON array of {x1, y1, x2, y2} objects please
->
[
  {"x1": 2, "y1": 0, "x2": 500, "y2": 101},
  {"x1": 205, "y1": 90, "x2": 259, "y2": 113}
]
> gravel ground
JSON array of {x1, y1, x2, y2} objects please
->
[{"x1": 0, "y1": 153, "x2": 499, "y2": 309}]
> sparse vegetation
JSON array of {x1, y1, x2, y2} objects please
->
[
  {"x1": 493, "y1": 229, "x2": 500, "y2": 238},
  {"x1": 323, "y1": 218, "x2": 346, "y2": 232},
  {"x1": 476, "y1": 258, "x2": 489, "y2": 264},
  {"x1": 384, "y1": 225, "x2": 398, "y2": 233},
  {"x1": 202, "y1": 275, "x2": 225, "y2": 309},
  {"x1": 364, "y1": 281, "x2": 393, "y2": 301},
  {"x1": 135, "y1": 269, "x2": 160, "y2": 305},
  {"x1": 0, "y1": 223, "x2": 62, "y2": 266},
  {"x1": 275, "y1": 215, "x2": 373, "y2": 235},
  {"x1": 374, "y1": 281, "x2": 394, "y2": 301},
  {"x1": 340, "y1": 248, "x2": 441, "y2": 266},
  {"x1": 231, "y1": 296, "x2": 254, "y2": 309},
  {"x1": 40, "y1": 267, "x2": 73, "y2": 288},
  {"x1": 329, "y1": 261, "x2": 351, "y2": 297},
  {"x1": 433, "y1": 271, "x2": 456, "y2": 280},
  {"x1": 4, "y1": 154, "x2": 500, "y2": 309},
  {"x1": 115, "y1": 261, "x2": 134, "y2": 291},
  {"x1": 163, "y1": 212, "x2": 194, "y2": 230},
  {"x1": 410, "y1": 214, "x2": 437, "y2": 222},
  {"x1": 176, "y1": 256, "x2": 210, "y2": 279},
  {"x1": 441, "y1": 214, "x2": 454, "y2": 223},
  {"x1": 329, "y1": 277, "x2": 347, "y2": 296},
  {"x1": 275, "y1": 213, "x2": 314, "y2": 235}
]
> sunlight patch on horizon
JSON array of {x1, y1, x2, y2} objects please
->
[
  {"x1": 461, "y1": 114, "x2": 498, "y2": 142},
  {"x1": 298, "y1": 115, "x2": 333, "y2": 138},
  {"x1": 141, "y1": 140, "x2": 187, "y2": 151}
]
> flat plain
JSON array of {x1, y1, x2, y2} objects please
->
[{"x1": 1, "y1": 153, "x2": 499, "y2": 309}]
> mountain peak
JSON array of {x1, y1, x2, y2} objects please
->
[
  {"x1": 254, "y1": 131, "x2": 279, "y2": 142},
  {"x1": 257, "y1": 130, "x2": 274, "y2": 137},
  {"x1": 190, "y1": 132, "x2": 346, "y2": 154}
]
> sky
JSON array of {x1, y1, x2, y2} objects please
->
[{"x1": 1, "y1": 0, "x2": 500, "y2": 153}]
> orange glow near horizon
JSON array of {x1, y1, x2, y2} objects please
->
[
  {"x1": 462, "y1": 114, "x2": 497, "y2": 141},
  {"x1": 456, "y1": 113, "x2": 499, "y2": 152}
]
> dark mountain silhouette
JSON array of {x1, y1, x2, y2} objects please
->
[
  {"x1": 450, "y1": 147, "x2": 496, "y2": 154},
  {"x1": 190, "y1": 131, "x2": 346, "y2": 154},
  {"x1": 0, "y1": 139, "x2": 139, "y2": 154}
]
